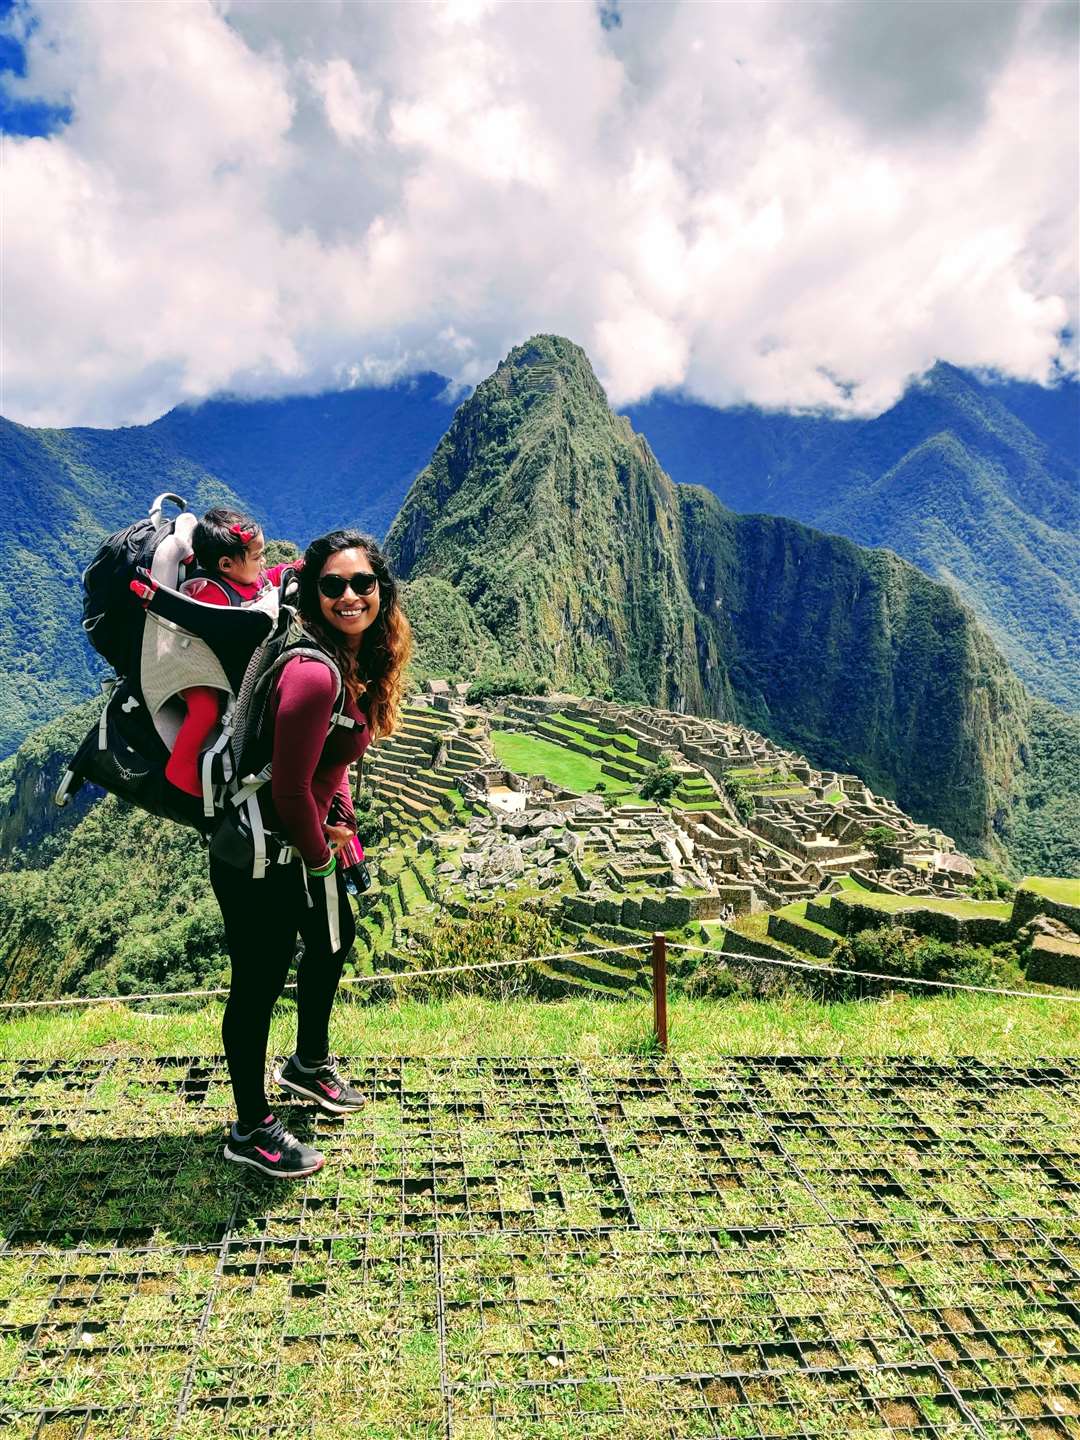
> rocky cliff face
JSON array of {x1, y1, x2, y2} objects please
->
[
  {"x1": 679, "y1": 489, "x2": 1028, "y2": 852},
  {"x1": 387, "y1": 335, "x2": 1033, "y2": 857}
]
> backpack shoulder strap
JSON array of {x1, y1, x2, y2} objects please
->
[{"x1": 246, "y1": 630, "x2": 348, "y2": 759}]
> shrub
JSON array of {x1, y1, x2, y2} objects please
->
[
  {"x1": 352, "y1": 781, "x2": 383, "y2": 851},
  {"x1": 465, "y1": 673, "x2": 550, "y2": 705},
  {"x1": 683, "y1": 953, "x2": 751, "y2": 1000},
  {"x1": 864, "y1": 825, "x2": 899, "y2": 867},
  {"x1": 970, "y1": 861, "x2": 1015, "y2": 901},
  {"x1": 835, "y1": 925, "x2": 1006, "y2": 990},
  {"x1": 641, "y1": 754, "x2": 679, "y2": 802},
  {"x1": 946, "y1": 947, "x2": 1001, "y2": 987},
  {"x1": 723, "y1": 777, "x2": 755, "y2": 824},
  {"x1": 837, "y1": 925, "x2": 925, "y2": 979}
]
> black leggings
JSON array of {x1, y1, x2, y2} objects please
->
[{"x1": 210, "y1": 856, "x2": 356, "y2": 1130}]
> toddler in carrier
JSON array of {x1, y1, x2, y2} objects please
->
[{"x1": 165, "y1": 507, "x2": 286, "y2": 799}]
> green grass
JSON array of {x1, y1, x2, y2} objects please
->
[
  {"x1": 3, "y1": 993, "x2": 1079, "y2": 1436},
  {"x1": 835, "y1": 873, "x2": 871, "y2": 892},
  {"x1": 835, "y1": 893, "x2": 1012, "y2": 918},
  {"x1": 1022, "y1": 876, "x2": 1080, "y2": 905},
  {"x1": 3, "y1": 989, "x2": 1079, "y2": 1060},
  {"x1": 491, "y1": 729, "x2": 645, "y2": 802},
  {"x1": 775, "y1": 901, "x2": 842, "y2": 939},
  {"x1": 730, "y1": 912, "x2": 771, "y2": 941}
]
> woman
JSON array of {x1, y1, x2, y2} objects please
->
[{"x1": 215, "y1": 529, "x2": 411, "y2": 1178}]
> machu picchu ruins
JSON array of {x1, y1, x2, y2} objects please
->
[{"x1": 352, "y1": 689, "x2": 1080, "y2": 999}]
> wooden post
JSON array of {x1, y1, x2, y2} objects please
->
[{"x1": 651, "y1": 931, "x2": 668, "y2": 1054}]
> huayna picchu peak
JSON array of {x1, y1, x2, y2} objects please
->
[{"x1": 386, "y1": 335, "x2": 709, "y2": 717}]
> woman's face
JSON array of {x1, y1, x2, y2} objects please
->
[{"x1": 317, "y1": 545, "x2": 381, "y2": 646}]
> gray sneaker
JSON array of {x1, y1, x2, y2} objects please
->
[
  {"x1": 223, "y1": 1113, "x2": 324, "y2": 1179},
  {"x1": 274, "y1": 1055, "x2": 366, "y2": 1115}
]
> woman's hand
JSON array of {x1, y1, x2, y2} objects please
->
[{"x1": 325, "y1": 823, "x2": 356, "y2": 855}]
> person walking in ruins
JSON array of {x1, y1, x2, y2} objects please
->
[{"x1": 213, "y1": 529, "x2": 412, "y2": 1178}]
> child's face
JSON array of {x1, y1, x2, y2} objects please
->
[{"x1": 220, "y1": 532, "x2": 265, "y2": 587}]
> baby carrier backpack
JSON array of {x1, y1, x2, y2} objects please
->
[{"x1": 56, "y1": 492, "x2": 281, "y2": 829}]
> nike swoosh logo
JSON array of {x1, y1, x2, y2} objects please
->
[
  {"x1": 317, "y1": 1081, "x2": 340, "y2": 1098},
  {"x1": 254, "y1": 1146, "x2": 281, "y2": 1162}
]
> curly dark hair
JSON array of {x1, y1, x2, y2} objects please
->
[{"x1": 297, "y1": 530, "x2": 411, "y2": 742}]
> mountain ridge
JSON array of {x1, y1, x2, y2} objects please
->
[
  {"x1": 625, "y1": 363, "x2": 1079, "y2": 708},
  {"x1": 1, "y1": 334, "x2": 1075, "y2": 872}
]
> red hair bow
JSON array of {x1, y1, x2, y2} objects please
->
[{"x1": 230, "y1": 524, "x2": 255, "y2": 543}]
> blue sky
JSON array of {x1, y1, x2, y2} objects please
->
[
  {"x1": 2, "y1": 0, "x2": 1077, "y2": 427},
  {"x1": 0, "y1": 0, "x2": 70, "y2": 136}
]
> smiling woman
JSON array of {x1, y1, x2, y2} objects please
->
[{"x1": 208, "y1": 526, "x2": 412, "y2": 1181}]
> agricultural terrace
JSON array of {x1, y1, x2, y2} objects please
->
[{"x1": 1024, "y1": 879, "x2": 1080, "y2": 906}]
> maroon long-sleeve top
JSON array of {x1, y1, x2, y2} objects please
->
[{"x1": 268, "y1": 655, "x2": 371, "y2": 870}]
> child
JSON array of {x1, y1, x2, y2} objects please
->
[{"x1": 165, "y1": 507, "x2": 281, "y2": 799}]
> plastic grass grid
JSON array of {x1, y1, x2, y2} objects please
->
[
  {"x1": 229, "y1": 1058, "x2": 639, "y2": 1242},
  {"x1": 1, "y1": 1056, "x2": 1079, "y2": 1438}
]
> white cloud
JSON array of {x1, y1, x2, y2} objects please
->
[
  {"x1": 0, "y1": 0, "x2": 1075, "y2": 426},
  {"x1": 303, "y1": 58, "x2": 379, "y2": 148}
]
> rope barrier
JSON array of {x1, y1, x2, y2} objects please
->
[
  {"x1": 0, "y1": 942, "x2": 654, "y2": 1012},
  {"x1": 1, "y1": 934, "x2": 1076, "y2": 1013},
  {"x1": 667, "y1": 941, "x2": 1080, "y2": 1003}
]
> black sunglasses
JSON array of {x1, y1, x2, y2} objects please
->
[{"x1": 317, "y1": 570, "x2": 379, "y2": 600}]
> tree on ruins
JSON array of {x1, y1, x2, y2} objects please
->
[
  {"x1": 641, "y1": 753, "x2": 679, "y2": 802},
  {"x1": 723, "y1": 776, "x2": 755, "y2": 825},
  {"x1": 864, "y1": 824, "x2": 899, "y2": 867}
]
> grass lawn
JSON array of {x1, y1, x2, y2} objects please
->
[
  {"x1": 491, "y1": 729, "x2": 645, "y2": 802},
  {"x1": 1023, "y1": 875, "x2": 1080, "y2": 905},
  {"x1": 835, "y1": 892, "x2": 1013, "y2": 919},
  {"x1": 3, "y1": 989, "x2": 1079, "y2": 1061},
  {"x1": 775, "y1": 900, "x2": 842, "y2": 939}
]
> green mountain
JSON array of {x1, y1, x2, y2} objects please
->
[
  {"x1": 814, "y1": 430, "x2": 1080, "y2": 707},
  {"x1": 0, "y1": 417, "x2": 235, "y2": 756},
  {"x1": 386, "y1": 343, "x2": 712, "y2": 714},
  {"x1": 0, "y1": 380, "x2": 457, "y2": 756},
  {"x1": 625, "y1": 364, "x2": 1080, "y2": 710},
  {"x1": 5, "y1": 354, "x2": 1073, "y2": 760},
  {"x1": 386, "y1": 335, "x2": 1066, "y2": 863}
]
